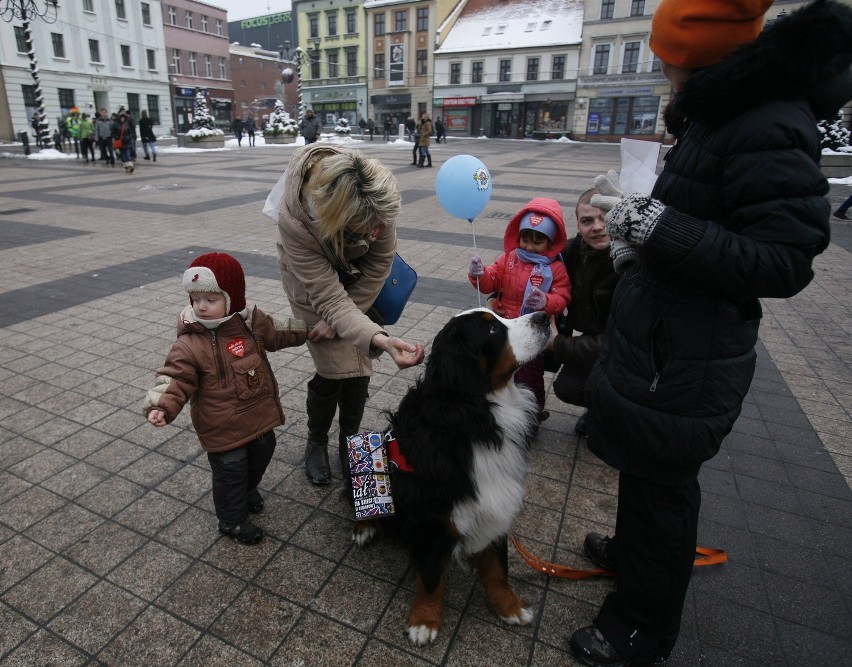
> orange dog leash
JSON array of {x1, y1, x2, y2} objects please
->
[{"x1": 510, "y1": 533, "x2": 727, "y2": 580}]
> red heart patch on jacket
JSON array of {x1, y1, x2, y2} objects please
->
[{"x1": 227, "y1": 339, "x2": 245, "y2": 357}]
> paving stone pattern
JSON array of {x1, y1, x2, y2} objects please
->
[{"x1": 0, "y1": 139, "x2": 849, "y2": 666}]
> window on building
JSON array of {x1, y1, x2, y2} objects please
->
[
  {"x1": 309, "y1": 15, "x2": 319, "y2": 38},
  {"x1": 219, "y1": 57, "x2": 226, "y2": 78},
  {"x1": 593, "y1": 44, "x2": 610, "y2": 75},
  {"x1": 216, "y1": 19, "x2": 223, "y2": 36},
  {"x1": 328, "y1": 52, "x2": 339, "y2": 78},
  {"x1": 115, "y1": 0, "x2": 126, "y2": 20},
  {"x1": 147, "y1": 95, "x2": 160, "y2": 124},
  {"x1": 121, "y1": 44, "x2": 131, "y2": 67},
  {"x1": 147, "y1": 49, "x2": 156, "y2": 70},
  {"x1": 374, "y1": 53, "x2": 384, "y2": 79},
  {"x1": 417, "y1": 7, "x2": 428, "y2": 32},
  {"x1": 127, "y1": 93, "x2": 139, "y2": 117},
  {"x1": 394, "y1": 10, "x2": 407, "y2": 32},
  {"x1": 141, "y1": 2, "x2": 151, "y2": 25},
  {"x1": 205, "y1": 54, "x2": 212, "y2": 77},
  {"x1": 630, "y1": 1, "x2": 646, "y2": 16},
  {"x1": 622, "y1": 41, "x2": 640, "y2": 73},
  {"x1": 14, "y1": 26, "x2": 26, "y2": 52},
  {"x1": 472, "y1": 60, "x2": 483, "y2": 83},
  {"x1": 651, "y1": 55, "x2": 661, "y2": 72},
  {"x1": 201, "y1": 15, "x2": 208, "y2": 32},
  {"x1": 327, "y1": 13, "x2": 337, "y2": 37},
  {"x1": 450, "y1": 62, "x2": 461, "y2": 84},
  {"x1": 601, "y1": 0, "x2": 615, "y2": 19},
  {"x1": 89, "y1": 39, "x2": 101, "y2": 63},
  {"x1": 526, "y1": 57, "x2": 539, "y2": 81},
  {"x1": 186, "y1": 11, "x2": 193, "y2": 29},
  {"x1": 499, "y1": 59, "x2": 511, "y2": 82},
  {"x1": 551, "y1": 55, "x2": 565, "y2": 80},
  {"x1": 260, "y1": 82, "x2": 266, "y2": 90},
  {"x1": 83, "y1": 0, "x2": 94, "y2": 12},
  {"x1": 416, "y1": 49, "x2": 427, "y2": 76},
  {"x1": 189, "y1": 52, "x2": 197, "y2": 76},
  {"x1": 22, "y1": 84, "x2": 36, "y2": 108},
  {"x1": 58, "y1": 88, "x2": 74, "y2": 112},
  {"x1": 310, "y1": 53, "x2": 320, "y2": 79},
  {"x1": 169, "y1": 6, "x2": 176, "y2": 25},
  {"x1": 347, "y1": 50, "x2": 357, "y2": 76},
  {"x1": 346, "y1": 11, "x2": 356, "y2": 34},
  {"x1": 51, "y1": 32, "x2": 65, "y2": 58},
  {"x1": 586, "y1": 95, "x2": 659, "y2": 135},
  {"x1": 172, "y1": 48, "x2": 181, "y2": 74},
  {"x1": 375, "y1": 13, "x2": 385, "y2": 37}
]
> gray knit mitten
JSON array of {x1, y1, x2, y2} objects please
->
[
  {"x1": 590, "y1": 170, "x2": 624, "y2": 213},
  {"x1": 604, "y1": 193, "x2": 666, "y2": 247}
]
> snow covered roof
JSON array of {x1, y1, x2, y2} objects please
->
[{"x1": 436, "y1": 0, "x2": 584, "y2": 54}]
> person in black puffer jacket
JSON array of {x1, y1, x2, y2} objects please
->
[{"x1": 568, "y1": 1, "x2": 851, "y2": 665}]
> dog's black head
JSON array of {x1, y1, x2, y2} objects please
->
[{"x1": 424, "y1": 309, "x2": 550, "y2": 395}]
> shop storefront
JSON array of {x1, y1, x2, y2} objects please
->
[
  {"x1": 585, "y1": 91, "x2": 660, "y2": 138},
  {"x1": 369, "y1": 93, "x2": 412, "y2": 129},
  {"x1": 433, "y1": 96, "x2": 477, "y2": 136},
  {"x1": 306, "y1": 87, "x2": 365, "y2": 129},
  {"x1": 173, "y1": 87, "x2": 233, "y2": 133}
]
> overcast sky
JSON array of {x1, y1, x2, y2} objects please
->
[{"x1": 208, "y1": 0, "x2": 293, "y2": 23}]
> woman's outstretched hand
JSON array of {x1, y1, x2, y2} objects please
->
[{"x1": 372, "y1": 334, "x2": 425, "y2": 369}]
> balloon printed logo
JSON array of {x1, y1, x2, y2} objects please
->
[{"x1": 435, "y1": 154, "x2": 493, "y2": 222}]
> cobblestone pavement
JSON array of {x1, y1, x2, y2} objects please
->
[{"x1": 0, "y1": 138, "x2": 849, "y2": 666}]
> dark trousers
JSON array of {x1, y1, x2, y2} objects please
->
[
  {"x1": 515, "y1": 354, "x2": 546, "y2": 412},
  {"x1": 207, "y1": 431, "x2": 277, "y2": 524},
  {"x1": 81, "y1": 138, "x2": 96, "y2": 161},
  {"x1": 594, "y1": 471, "x2": 701, "y2": 662},
  {"x1": 98, "y1": 138, "x2": 114, "y2": 164}
]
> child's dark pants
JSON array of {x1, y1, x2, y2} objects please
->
[{"x1": 207, "y1": 430, "x2": 276, "y2": 523}]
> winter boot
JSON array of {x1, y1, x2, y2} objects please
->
[
  {"x1": 417, "y1": 154, "x2": 425, "y2": 168},
  {"x1": 218, "y1": 520, "x2": 264, "y2": 544},
  {"x1": 337, "y1": 376, "x2": 370, "y2": 480},
  {"x1": 304, "y1": 378, "x2": 341, "y2": 485},
  {"x1": 411, "y1": 146, "x2": 418, "y2": 165},
  {"x1": 153, "y1": 154, "x2": 156, "y2": 162},
  {"x1": 426, "y1": 154, "x2": 432, "y2": 168}
]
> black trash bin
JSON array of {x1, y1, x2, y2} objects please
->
[{"x1": 19, "y1": 131, "x2": 30, "y2": 156}]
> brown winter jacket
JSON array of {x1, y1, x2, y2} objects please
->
[
  {"x1": 143, "y1": 305, "x2": 307, "y2": 453},
  {"x1": 275, "y1": 144, "x2": 396, "y2": 378},
  {"x1": 418, "y1": 117, "x2": 432, "y2": 148}
]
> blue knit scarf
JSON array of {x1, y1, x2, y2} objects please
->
[{"x1": 515, "y1": 248, "x2": 553, "y2": 315}]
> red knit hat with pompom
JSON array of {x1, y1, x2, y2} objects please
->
[{"x1": 181, "y1": 252, "x2": 246, "y2": 316}]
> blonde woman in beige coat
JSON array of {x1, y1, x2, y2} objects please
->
[{"x1": 276, "y1": 144, "x2": 425, "y2": 485}]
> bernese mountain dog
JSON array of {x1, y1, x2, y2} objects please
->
[{"x1": 352, "y1": 308, "x2": 551, "y2": 645}]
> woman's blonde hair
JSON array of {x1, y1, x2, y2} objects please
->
[{"x1": 307, "y1": 151, "x2": 400, "y2": 257}]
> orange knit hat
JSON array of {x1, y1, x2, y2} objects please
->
[{"x1": 650, "y1": 0, "x2": 775, "y2": 69}]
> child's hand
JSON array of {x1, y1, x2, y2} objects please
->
[
  {"x1": 469, "y1": 255, "x2": 484, "y2": 278},
  {"x1": 523, "y1": 287, "x2": 546, "y2": 312},
  {"x1": 147, "y1": 409, "x2": 167, "y2": 427}
]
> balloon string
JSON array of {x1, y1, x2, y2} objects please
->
[{"x1": 470, "y1": 218, "x2": 481, "y2": 308}]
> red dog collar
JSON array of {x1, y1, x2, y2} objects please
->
[{"x1": 386, "y1": 431, "x2": 415, "y2": 474}]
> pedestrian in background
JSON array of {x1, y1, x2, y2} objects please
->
[
  {"x1": 299, "y1": 110, "x2": 320, "y2": 145},
  {"x1": 139, "y1": 110, "x2": 157, "y2": 162}
]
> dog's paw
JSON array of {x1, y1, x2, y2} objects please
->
[
  {"x1": 406, "y1": 624, "x2": 438, "y2": 645},
  {"x1": 500, "y1": 606, "x2": 534, "y2": 626},
  {"x1": 351, "y1": 520, "x2": 377, "y2": 547}
]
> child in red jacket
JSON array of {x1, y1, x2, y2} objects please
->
[{"x1": 469, "y1": 197, "x2": 571, "y2": 421}]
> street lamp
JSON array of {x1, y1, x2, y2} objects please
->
[{"x1": 1, "y1": 1, "x2": 60, "y2": 148}]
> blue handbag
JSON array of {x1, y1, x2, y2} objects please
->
[{"x1": 367, "y1": 254, "x2": 417, "y2": 325}]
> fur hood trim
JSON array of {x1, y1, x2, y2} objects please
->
[{"x1": 676, "y1": 0, "x2": 852, "y2": 126}]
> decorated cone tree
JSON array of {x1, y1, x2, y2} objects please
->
[
  {"x1": 187, "y1": 92, "x2": 224, "y2": 140},
  {"x1": 818, "y1": 112, "x2": 850, "y2": 152},
  {"x1": 334, "y1": 117, "x2": 351, "y2": 136},
  {"x1": 265, "y1": 100, "x2": 298, "y2": 137}
]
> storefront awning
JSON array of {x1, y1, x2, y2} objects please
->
[{"x1": 479, "y1": 93, "x2": 524, "y2": 103}]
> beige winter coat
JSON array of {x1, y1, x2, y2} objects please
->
[
  {"x1": 419, "y1": 117, "x2": 432, "y2": 148},
  {"x1": 275, "y1": 144, "x2": 396, "y2": 378}
]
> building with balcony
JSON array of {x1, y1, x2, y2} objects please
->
[
  {"x1": 162, "y1": 0, "x2": 233, "y2": 132},
  {"x1": 0, "y1": 0, "x2": 171, "y2": 142},
  {"x1": 292, "y1": 0, "x2": 367, "y2": 129},
  {"x1": 433, "y1": 0, "x2": 584, "y2": 139}
]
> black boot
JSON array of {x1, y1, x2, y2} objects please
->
[
  {"x1": 411, "y1": 146, "x2": 418, "y2": 165},
  {"x1": 427, "y1": 154, "x2": 432, "y2": 168},
  {"x1": 337, "y1": 376, "x2": 370, "y2": 479},
  {"x1": 304, "y1": 378, "x2": 341, "y2": 485},
  {"x1": 417, "y1": 154, "x2": 425, "y2": 168}
]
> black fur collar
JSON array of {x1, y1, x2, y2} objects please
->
[{"x1": 672, "y1": 0, "x2": 852, "y2": 129}]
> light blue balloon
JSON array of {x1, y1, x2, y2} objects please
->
[{"x1": 435, "y1": 154, "x2": 493, "y2": 221}]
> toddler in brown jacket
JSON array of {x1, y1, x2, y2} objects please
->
[{"x1": 143, "y1": 252, "x2": 308, "y2": 544}]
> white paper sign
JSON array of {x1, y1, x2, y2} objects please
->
[{"x1": 619, "y1": 139, "x2": 661, "y2": 195}]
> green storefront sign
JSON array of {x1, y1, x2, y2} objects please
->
[{"x1": 241, "y1": 13, "x2": 291, "y2": 29}]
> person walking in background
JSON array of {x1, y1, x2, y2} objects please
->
[
  {"x1": 416, "y1": 112, "x2": 433, "y2": 168},
  {"x1": 79, "y1": 112, "x2": 96, "y2": 163},
  {"x1": 405, "y1": 116, "x2": 416, "y2": 141},
  {"x1": 244, "y1": 116, "x2": 256, "y2": 146},
  {"x1": 112, "y1": 110, "x2": 134, "y2": 173},
  {"x1": 144, "y1": 252, "x2": 308, "y2": 545},
  {"x1": 299, "y1": 109, "x2": 320, "y2": 145},
  {"x1": 410, "y1": 115, "x2": 420, "y2": 166},
  {"x1": 272, "y1": 144, "x2": 424, "y2": 486},
  {"x1": 468, "y1": 198, "x2": 570, "y2": 422},
  {"x1": 435, "y1": 116, "x2": 446, "y2": 143},
  {"x1": 65, "y1": 108, "x2": 81, "y2": 157},
  {"x1": 382, "y1": 117, "x2": 392, "y2": 141},
  {"x1": 367, "y1": 117, "x2": 375, "y2": 140},
  {"x1": 833, "y1": 193, "x2": 852, "y2": 219},
  {"x1": 139, "y1": 110, "x2": 157, "y2": 162},
  {"x1": 546, "y1": 188, "x2": 620, "y2": 435},
  {"x1": 358, "y1": 116, "x2": 367, "y2": 137},
  {"x1": 31, "y1": 114, "x2": 42, "y2": 148},
  {"x1": 233, "y1": 116, "x2": 244, "y2": 147},
  {"x1": 567, "y1": 2, "x2": 850, "y2": 665},
  {"x1": 95, "y1": 108, "x2": 115, "y2": 167}
]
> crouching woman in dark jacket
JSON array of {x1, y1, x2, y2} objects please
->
[{"x1": 567, "y1": 2, "x2": 851, "y2": 665}]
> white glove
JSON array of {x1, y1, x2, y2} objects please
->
[
  {"x1": 523, "y1": 287, "x2": 546, "y2": 312},
  {"x1": 469, "y1": 255, "x2": 484, "y2": 278},
  {"x1": 590, "y1": 170, "x2": 624, "y2": 213},
  {"x1": 605, "y1": 193, "x2": 666, "y2": 247}
]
